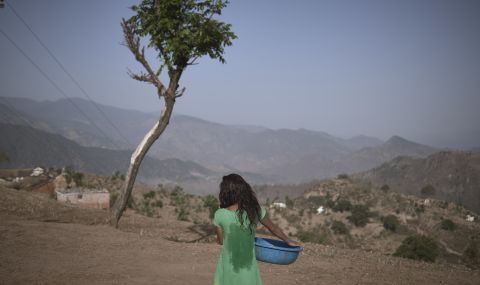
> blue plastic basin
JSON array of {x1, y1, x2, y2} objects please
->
[{"x1": 255, "y1": 237, "x2": 303, "y2": 265}]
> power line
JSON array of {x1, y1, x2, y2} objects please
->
[
  {"x1": 0, "y1": 28, "x2": 124, "y2": 150},
  {"x1": 6, "y1": 1, "x2": 134, "y2": 149}
]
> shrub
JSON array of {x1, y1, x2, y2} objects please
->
[
  {"x1": 176, "y1": 207, "x2": 189, "y2": 221},
  {"x1": 380, "y1": 184, "x2": 390, "y2": 192},
  {"x1": 347, "y1": 205, "x2": 371, "y2": 227},
  {"x1": 440, "y1": 219, "x2": 455, "y2": 231},
  {"x1": 63, "y1": 167, "x2": 73, "y2": 185},
  {"x1": 284, "y1": 213, "x2": 301, "y2": 224},
  {"x1": 143, "y1": 191, "x2": 156, "y2": 200},
  {"x1": 463, "y1": 242, "x2": 479, "y2": 265},
  {"x1": 420, "y1": 185, "x2": 436, "y2": 197},
  {"x1": 154, "y1": 200, "x2": 163, "y2": 208},
  {"x1": 296, "y1": 229, "x2": 328, "y2": 244},
  {"x1": 63, "y1": 167, "x2": 84, "y2": 187},
  {"x1": 126, "y1": 195, "x2": 135, "y2": 209},
  {"x1": 382, "y1": 214, "x2": 400, "y2": 232},
  {"x1": 171, "y1": 186, "x2": 187, "y2": 206},
  {"x1": 326, "y1": 198, "x2": 335, "y2": 208},
  {"x1": 337, "y1": 173, "x2": 349, "y2": 179},
  {"x1": 285, "y1": 195, "x2": 294, "y2": 209},
  {"x1": 111, "y1": 170, "x2": 121, "y2": 181},
  {"x1": 307, "y1": 196, "x2": 325, "y2": 207},
  {"x1": 203, "y1": 195, "x2": 219, "y2": 219},
  {"x1": 332, "y1": 199, "x2": 352, "y2": 213},
  {"x1": 439, "y1": 201, "x2": 449, "y2": 209},
  {"x1": 72, "y1": 172, "x2": 84, "y2": 186},
  {"x1": 171, "y1": 186, "x2": 184, "y2": 197},
  {"x1": 143, "y1": 206, "x2": 154, "y2": 217},
  {"x1": 110, "y1": 192, "x2": 118, "y2": 208},
  {"x1": 307, "y1": 195, "x2": 335, "y2": 210},
  {"x1": 393, "y1": 235, "x2": 438, "y2": 262},
  {"x1": 331, "y1": 220, "x2": 349, "y2": 235},
  {"x1": 415, "y1": 203, "x2": 425, "y2": 214}
]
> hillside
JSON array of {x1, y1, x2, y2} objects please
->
[
  {"x1": 0, "y1": 123, "x2": 216, "y2": 187},
  {"x1": 264, "y1": 177, "x2": 480, "y2": 266},
  {"x1": 334, "y1": 135, "x2": 438, "y2": 173},
  {"x1": 356, "y1": 151, "x2": 480, "y2": 214},
  {"x1": 1, "y1": 174, "x2": 479, "y2": 284},
  {"x1": 2, "y1": 96, "x2": 442, "y2": 184}
]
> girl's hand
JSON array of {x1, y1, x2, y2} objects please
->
[{"x1": 286, "y1": 239, "x2": 301, "y2": 247}]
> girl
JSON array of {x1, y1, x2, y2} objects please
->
[{"x1": 212, "y1": 173, "x2": 300, "y2": 285}]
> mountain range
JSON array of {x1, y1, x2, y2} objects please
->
[{"x1": 0, "y1": 96, "x2": 441, "y2": 186}]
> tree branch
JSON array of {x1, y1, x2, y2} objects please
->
[
  {"x1": 122, "y1": 18, "x2": 167, "y2": 96},
  {"x1": 175, "y1": 87, "x2": 186, "y2": 98},
  {"x1": 127, "y1": 68, "x2": 156, "y2": 84},
  {"x1": 187, "y1": 55, "x2": 201, "y2": 66}
]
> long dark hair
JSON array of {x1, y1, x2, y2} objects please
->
[{"x1": 219, "y1": 173, "x2": 261, "y2": 232}]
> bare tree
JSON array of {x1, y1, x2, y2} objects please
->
[{"x1": 110, "y1": 0, "x2": 236, "y2": 227}]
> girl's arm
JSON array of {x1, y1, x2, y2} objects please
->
[
  {"x1": 260, "y1": 217, "x2": 301, "y2": 246},
  {"x1": 215, "y1": 227, "x2": 224, "y2": 245}
]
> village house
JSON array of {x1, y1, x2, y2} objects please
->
[
  {"x1": 466, "y1": 214, "x2": 475, "y2": 222},
  {"x1": 316, "y1": 206, "x2": 325, "y2": 214},
  {"x1": 271, "y1": 202, "x2": 286, "y2": 209},
  {"x1": 55, "y1": 187, "x2": 110, "y2": 209}
]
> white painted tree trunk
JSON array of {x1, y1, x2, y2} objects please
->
[{"x1": 111, "y1": 97, "x2": 175, "y2": 228}]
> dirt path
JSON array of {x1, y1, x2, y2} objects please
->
[{"x1": 1, "y1": 214, "x2": 478, "y2": 285}]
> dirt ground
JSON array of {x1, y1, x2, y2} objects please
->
[{"x1": 0, "y1": 187, "x2": 479, "y2": 285}]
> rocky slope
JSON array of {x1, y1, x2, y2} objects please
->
[
  {"x1": 265, "y1": 177, "x2": 480, "y2": 266},
  {"x1": 356, "y1": 151, "x2": 480, "y2": 214}
]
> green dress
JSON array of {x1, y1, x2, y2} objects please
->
[{"x1": 213, "y1": 207, "x2": 267, "y2": 285}]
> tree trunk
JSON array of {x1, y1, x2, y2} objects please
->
[{"x1": 110, "y1": 97, "x2": 175, "y2": 228}]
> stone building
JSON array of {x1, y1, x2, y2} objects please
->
[{"x1": 55, "y1": 188, "x2": 110, "y2": 209}]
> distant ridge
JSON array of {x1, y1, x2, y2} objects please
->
[
  {"x1": 0, "y1": 123, "x2": 215, "y2": 184},
  {"x1": 356, "y1": 150, "x2": 480, "y2": 214},
  {"x1": 2, "y1": 96, "x2": 444, "y2": 184}
]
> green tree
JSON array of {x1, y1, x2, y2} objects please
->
[{"x1": 111, "y1": 0, "x2": 236, "y2": 227}]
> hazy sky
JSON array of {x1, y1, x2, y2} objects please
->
[{"x1": 1, "y1": 0, "x2": 479, "y2": 148}]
